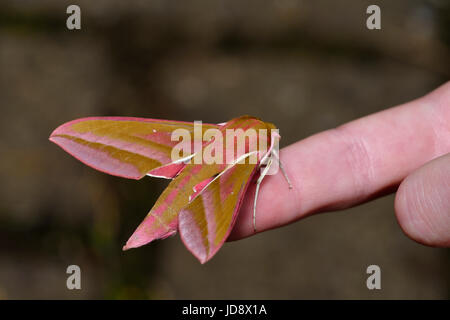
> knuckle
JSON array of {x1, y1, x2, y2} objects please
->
[{"x1": 331, "y1": 126, "x2": 374, "y2": 198}]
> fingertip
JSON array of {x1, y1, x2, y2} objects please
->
[
  {"x1": 395, "y1": 154, "x2": 450, "y2": 247},
  {"x1": 394, "y1": 178, "x2": 433, "y2": 246}
]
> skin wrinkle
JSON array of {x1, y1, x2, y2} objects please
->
[
  {"x1": 412, "y1": 175, "x2": 435, "y2": 243},
  {"x1": 429, "y1": 90, "x2": 450, "y2": 157},
  {"x1": 440, "y1": 173, "x2": 450, "y2": 237},
  {"x1": 397, "y1": 154, "x2": 450, "y2": 246},
  {"x1": 427, "y1": 166, "x2": 445, "y2": 224},
  {"x1": 423, "y1": 157, "x2": 450, "y2": 242},
  {"x1": 427, "y1": 101, "x2": 442, "y2": 158},
  {"x1": 330, "y1": 126, "x2": 374, "y2": 202}
]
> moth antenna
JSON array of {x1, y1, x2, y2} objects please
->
[
  {"x1": 271, "y1": 150, "x2": 293, "y2": 189},
  {"x1": 253, "y1": 158, "x2": 273, "y2": 233}
]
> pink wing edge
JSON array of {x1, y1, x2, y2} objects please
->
[
  {"x1": 49, "y1": 116, "x2": 222, "y2": 180},
  {"x1": 178, "y1": 164, "x2": 260, "y2": 264},
  {"x1": 49, "y1": 116, "x2": 236, "y2": 258}
]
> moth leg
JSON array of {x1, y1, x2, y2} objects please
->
[
  {"x1": 271, "y1": 149, "x2": 293, "y2": 189},
  {"x1": 253, "y1": 158, "x2": 273, "y2": 232}
]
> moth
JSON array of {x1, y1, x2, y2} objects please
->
[{"x1": 50, "y1": 115, "x2": 292, "y2": 263}]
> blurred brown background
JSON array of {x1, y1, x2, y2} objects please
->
[{"x1": 0, "y1": 0, "x2": 449, "y2": 299}]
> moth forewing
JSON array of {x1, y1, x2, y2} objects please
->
[{"x1": 50, "y1": 115, "x2": 290, "y2": 263}]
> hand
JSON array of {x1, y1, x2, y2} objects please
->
[{"x1": 230, "y1": 81, "x2": 450, "y2": 247}]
